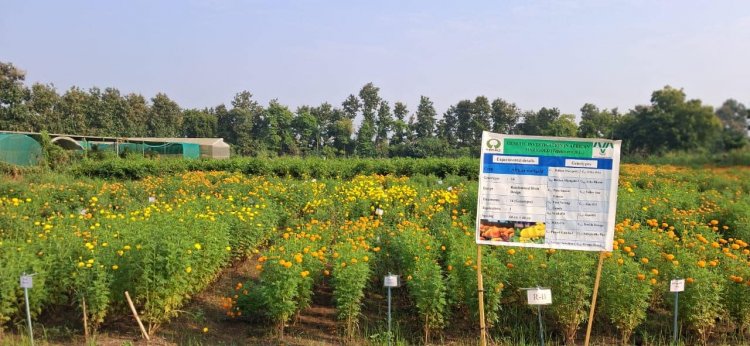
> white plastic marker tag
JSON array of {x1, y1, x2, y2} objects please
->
[
  {"x1": 670, "y1": 279, "x2": 685, "y2": 292},
  {"x1": 526, "y1": 288, "x2": 552, "y2": 305},
  {"x1": 384, "y1": 274, "x2": 400, "y2": 288},
  {"x1": 20, "y1": 275, "x2": 33, "y2": 289}
]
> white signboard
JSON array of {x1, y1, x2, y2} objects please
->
[
  {"x1": 526, "y1": 288, "x2": 552, "y2": 305},
  {"x1": 384, "y1": 275, "x2": 400, "y2": 288},
  {"x1": 20, "y1": 275, "x2": 33, "y2": 289},
  {"x1": 476, "y1": 132, "x2": 621, "y2": 251},
  {"x1": 670, "y1": 279, "x2": 685, "y2": 292}
]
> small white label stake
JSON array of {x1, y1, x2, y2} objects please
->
[
  {"x1": 670, "y1": 279, "x2": 685, "y2": 292},
  {"x1": 526, "y1": 288, "x2": 552, "y2": 305}
]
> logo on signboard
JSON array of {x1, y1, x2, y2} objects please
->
[
  {"x1": 592, "y1": 142, "x2": 614, "y2": 158},
  {"x1": 593, "y1": 142, "x2": 613, "y2": 155},
  {"x1": 486, "y1": 138, "x2": 502, "y2": 151}
]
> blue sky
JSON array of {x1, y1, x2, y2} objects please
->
[{"x1": 2, "y1": 0, "x2": 749, "y2": 118}]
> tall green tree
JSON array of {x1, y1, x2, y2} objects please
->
[
  {"x1": 716, "y1": 99, "x2": 747, "y2": 133},
  {"x1": 453, "y1": 100, "x2": 475, "y2": 145},
  {"x1": 342, "y1": 94, "x2": 361, "y2": 120},
  {"x1": 311, "y1": 102, "x2": 338, "y2": 154},
  {"x1": 148, "y1": 93, "x2": 182, "y2": 137},
  {"x1": 375, "y1": 100, "x2": 392, "y2": 157},
  {"x1": 28, "y1": 83, "x2": 61, "y2": 133},
  {"x1": 437, "y1": 106, "x2": 458, "y2": 147},
  {"x1": 490, "y1": 98, "x2": 519, "y2": 134},
  {"x1": 715, "y1": 99, "x2": 748, "y2": 150},
  {"x1": 516, "y1": 107, "x2": 562, "y2": 136},
  {"x1": 123, "y1": 93, "x2": 149, "y2": 136},
  {"x1": 100, "y1": 87, "x2": 128, "y2": 136},
  {"x1": 615, "y1": 86, "x2": 721, "y2": 154},
  {"x1": 470, "y1": 96, "x2": 492, "y2": 146},
  {"x1": 330, "y1": 115, "x2": 354, "y2": 156},
  {"x1": 414, "y1": 96, "x2": 437, "y2": 139},
  {"x1": 391, "y1": 101, "x2": 409, "y2": 145},
  {"x1": 58, "y1": 87, "x2": 88, "y2": 134},
  {"x1": 0, "y1": 62, "x2": 32, "y2": 131},
  {"x1": 259, "y1": 100, "x2": 297, "y2": 156},
  {"x1": 550, "y1": 114, "x2": 579, "y2": 137},
  {"x1": 83, "y1": 87, "x2": 106, "y2": 135},
  {"x1": 355, "y1": 83, "x2": 381, "y2": 157},
  {"x1": 577, "y1": 103, "x2": 619, "y2": 138},
  {"x1": 292, "y1": 106, "x2": 320, "y2": 155},
  {"x1": 182, "y1": 108, "x2": 217, "y2": 138},
  {"x1": 220, "y1": 91, "x2": 264, "y2": 155}
]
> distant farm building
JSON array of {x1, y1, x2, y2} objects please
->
[
  {"x1": 127, "y1": 137, "x2": 231, "y2": 160},
  {"x1": 0, "y1": 133, "x2": 43, "y2": 166},
  {"x1": 0, "y1": 131, "x2": 231, "y2": 166}
]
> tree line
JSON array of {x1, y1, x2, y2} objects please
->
[{"x1": 1, "y1": 61, "x2": 747, "y2": 157}]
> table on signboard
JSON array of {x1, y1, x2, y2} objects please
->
[{"x1": 474, "y1": 131, "x2": 622, "y2": 346}]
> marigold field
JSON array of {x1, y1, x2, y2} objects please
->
[{"x1": 2, "y1": 162, "x2": 750, "y2": 345}]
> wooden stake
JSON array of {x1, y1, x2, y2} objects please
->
[
  {"x1": 124, "y1": 291, "x2": 150, "y2": 341},
  {"x1": 477, "y1": 245, "x2": 487, "y2": 346},
  {"x1": 81, "y1": 297, "x2": 89, "y2": 342},
  {"x1": 584, "y1": 251, "x2": 606, "y2": 346}
]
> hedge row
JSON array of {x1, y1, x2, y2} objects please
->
[{"x1": 69, "y1": 157, "x2": 481, "y2": 180}]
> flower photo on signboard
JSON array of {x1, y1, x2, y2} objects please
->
[{"x1": 478, "y1": 219, "x2": 545, "y2": 244}]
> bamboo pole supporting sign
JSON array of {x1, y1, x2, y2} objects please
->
[
  {"x1": 477, "y1": 245, "x2": 487, "y2": 346},
  {"x1": 584, "y1": 251, "x2": 606, "y2": 346}
]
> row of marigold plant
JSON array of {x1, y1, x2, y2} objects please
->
[{"x1": 2, "y1": 164, "x2": 750, "y2": 344}]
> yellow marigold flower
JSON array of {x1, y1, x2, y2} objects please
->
[
  {"x1": 186, "y1": 266, "x2": 192, "y2": 273},
  {"x1": 194, "y1": 243, "x2": 202, "y2": 250}
]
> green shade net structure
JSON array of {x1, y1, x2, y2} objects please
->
[
  {"x1": 0, "y1": 134, "x2": 43, "y2": 166},
  {"x1": 79, "y1": 140, "x2": 201, "y2": 159}
]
